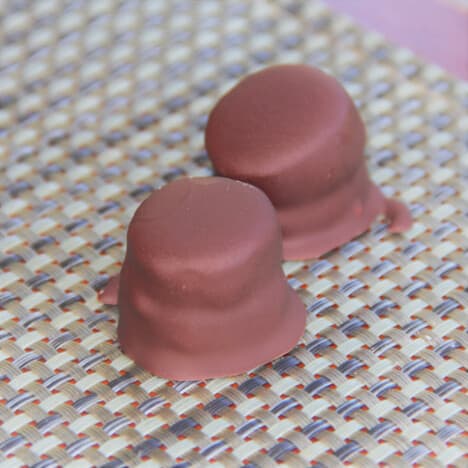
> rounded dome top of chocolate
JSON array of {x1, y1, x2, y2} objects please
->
[
  {"x1": 205, "y1": 64, "x2": 366, "y2": 180},
  {"x1": 112, "y1": 177, "x2": 306, "y2": 380},
  {"x1": 128, "y1": 177, "x2": 279, "y2": 271}
]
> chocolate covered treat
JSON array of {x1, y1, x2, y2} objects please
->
[
  {"x1": 205, "y1": 64, "x2": 412, "y2": 260},
  {"x1": 99, "y1": 177, "x2": 306, "y2": 380}
]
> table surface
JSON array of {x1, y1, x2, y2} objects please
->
[
  {"x1": 0, "y1": 0, "x2": 467, "y2": 467},
  {"x1": 322, "y1": 0, "x2": 468, "y2": 79}
]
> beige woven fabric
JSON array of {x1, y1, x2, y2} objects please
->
[{"x1": 0, "y1": 0, "x2": 467, "y2": 466}]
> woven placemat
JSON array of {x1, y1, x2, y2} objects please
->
[{"x1": 0, "y1": 0, "x2": 467, "y2": 466}]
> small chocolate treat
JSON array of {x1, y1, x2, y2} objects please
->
[
  {"x1": 205, "y1": 64, "x2": 412, "y2": 259},
  {"x1": 99, "y1": 177, "x2": 306, "y2": 380}
]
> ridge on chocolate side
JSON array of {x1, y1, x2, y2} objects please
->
[
  {"x1": 100, "y1": 177, "x2": 306, "y2": 380},
  {"x1": 205, "y1": 64, "x2": 412, "y2": 259}
]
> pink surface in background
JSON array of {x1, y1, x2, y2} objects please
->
[{"x1": 324, "y1": 0, "x2": 468, "y2": 79}]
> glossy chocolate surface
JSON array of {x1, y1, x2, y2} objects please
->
[
  {"x1": 205, "y1": 64, "x2": 412, "y2": 259},
  {"x1": 100, "y1": 177, "x2": 306, "y2": 380}
]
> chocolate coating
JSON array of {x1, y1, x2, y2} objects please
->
[
  {"x1": 205, "y1": 64, "x2": 412, "y2": 259},
  {"x1": 99, "y1": 177, "x2": 306, "y2": 380}
]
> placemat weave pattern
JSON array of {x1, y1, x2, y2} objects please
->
[{"x1": 0, "y1": 0, "x2": 467, "y2": 466}]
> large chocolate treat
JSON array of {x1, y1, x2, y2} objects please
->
[
  {"x1": 99, "y1": 177, "x2": 306, "y2": 380},
  {"x1": 205, "y1": 64, "x2": 412, "y2": 259}
]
